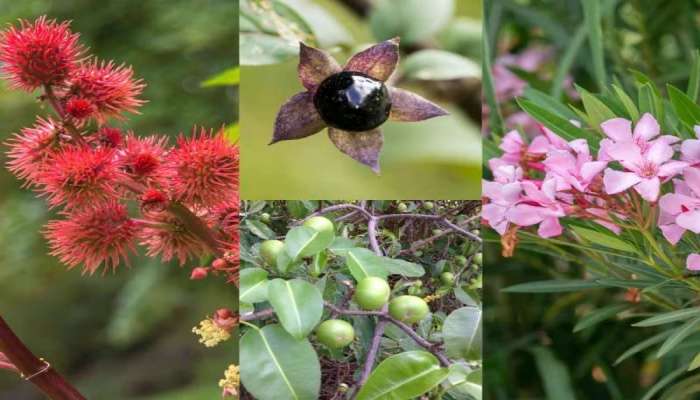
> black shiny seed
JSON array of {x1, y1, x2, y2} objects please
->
[{"x1": 313, "y1": 71, "x2": 391, "y2": 132}]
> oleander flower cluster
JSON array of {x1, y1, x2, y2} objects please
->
[{"x1": 483, "y1": 111, "x2": 700, "y2": 270}]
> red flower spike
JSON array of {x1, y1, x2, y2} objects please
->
[
  {"x1": 190, "y1": 267, "x2": 209, "y2": 280},
  {"x1": 44, "y1": 201, "x2": 138, "y2": 274},
  {"x1": 65, "y1": 97, "x2": 95, "y2": 120},
  {"x1": 37, "y1": 145, "x2": 123, "y2": 209},
  {"x1": 139, "y1": 212, "x2": 210, "y2": 266},
  {"x1": 0, "y1": 16, "x2": 84, "y2": 91},
  {"x1": 97, "y1": 126, "x2": 123, "y2": 148},
  {"x1": 119, "y1": 134, "x2": 169, "y2": 186},
  {"x1": 68, "y1": 60, "x2": 145, "y2": 122},
  {"x1": 141, "y1": 188, "x2": 168, "y2": 212},
  {"x1": 5, "y1": 116, "x2": 60, "y2": 186},
  {"x1": 167, "y1": 127, "x2": 239, "y2": 207}
]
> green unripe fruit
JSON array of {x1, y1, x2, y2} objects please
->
[
  {"x1": 473, "y1": 252, "x2": 482, "y2": 265},
  {"x1": 397, "y1": 203, "x2": 408, "y2": 212},
  {"x1": 454, "y1": 255, "x2": 467, "y2": 266},
  {"x1": 260, "y1": 240, "x2": 284, "y2": 266},
  {"x1": 304, "y1": 216, "x2": 335, "y2": 242},
  {"x1": 355, "y1": 277, "x2": 390, "y2": 310},
  {"x1": 440, "y1": 272, "x2": 455, "y2": 286},
  {"x1": 261, "y1": 213, "x2": 271, "y2": 222},
  {"x1": 407, "y1": 286, "x2": 424, "y2": 296},
  {"x1": 432, "y1": 229, "x2": 443, "y2": 236},
  {"x1": 389, "y1": 295, "x2": 430, "y2": 324},
  {"x1": 424, "y1": 201, "x2": 434, "y2": 210},
  {"x1": 316, "y1": 319, "x2": 355, "y2": 349}
]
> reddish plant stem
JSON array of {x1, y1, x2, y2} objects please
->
[
  {"x1": 42, "y1": 84, "x2": 87, "y2": 146},
  {"x1": 167, "y1": 202, "x2": 224, "y2": 258},
  {"x1": 353, "y1": 318, "x2": 387, "y2": 398},
  {"x1": 0, "y1": 316, "x2": 86, "y2": 400}
]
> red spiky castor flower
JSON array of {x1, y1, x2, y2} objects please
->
[
  {"x1": 118, "y1": 134, "x2": 169, "y2": 185},
  {"x1": 167, "y1": 127, "x2": 239, "y2": 207},
  {"x1": 37, "y1": 145, "x2": 123, "y2": 208},
  {"x1": 67, "y1": 60, "x2": 145, "y2": 122},
  {"x1": 5, "y1": 116, "x2": 60, "y2": 186},
  {"x1": 96, "y1": 126, "x2": 123, "y2": 148},
  {"x1": 65, "y1": 97, "x2": 94, "y2": 120},
  {"x1": 140, "y1": 188, "x2": 168, "y2": 213},
  {"x1": 44, "y1": 201, "x2": 138, "y2": 274},
  {"x1": 139, "y1": 212, "x2": 210, "y2": 266},
  {"x1": 0, "y1": 16, "x2": 84, "y2": 91}
]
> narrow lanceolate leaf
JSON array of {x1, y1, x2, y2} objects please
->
[
  {"x1": 201, "y1": 67, "x2": 239, "y2": 87},
  {"x1": 657, "y1": 317, "x2": 700, "y2": 357},
  {"x1": 516, "y1": 98, "x2": 597, "y2": 145},
  {"x1": 267, "y1": 279, "x2": 324, "y2": 340},
  {"x1": 615, "y1": 330, "x2": 674, "y2": 365},
  {"x1": 571, "y1": 226, "x2": 637, "y2": 253},
  {"x1": 641, "y1": 366, "x2": 686, "y2": 400},
  {"x1": 668, "y1": 84, "x2": 700, "y2": 130},
  {"x1": 240, "y1": 324, "x2": 321, "y2": 400},
  {"x1": 688, "y1": 50, "x2": 700, "y2": 103},
  {"x1": 577, "y1": 86, "x2": 616, "y2": 132},
  {"x1": 689, "y1": 353, "x2": 700, "y2": 371},
  {"x1": 240, "y1": 267, "x2": 270, "y2": 303},
  {"x1": 633, "y1": 308, "x2": 700, "y2": 327},
  {"x1": 612, "y1": 84, "x2": 640, "y2": 121},
  {"x1": 530, "y1": 347, "x2": 576, "y2": 400},
  {"x1": 345, "y1": 248, "x2": 389, "y2": 282},
  {"x1": 573, "y1": 304, "x2": 629, "y2": 333},
  {"x1": 284, "y1": 226, "x2": 331, "y2": 261},
  {"x1": 443, "y1": 307, "x2": 482, "y2": 360},
  {"x1": 582, "y1": 0, "x2": 606, "y2": 89},
  {"x1": 356, "y1": 351, "x2": 449, "y2": 400},
  {"x1": 503, "y1": 280, "x2": 602, "y2": 293}
]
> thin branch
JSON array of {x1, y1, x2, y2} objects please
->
[
  {"x1": 367, "y1": 217, "x2": 382, "y2": 256},
  {"x1": 43, "y1": 85, "x2": 87, "y2": 146},
  {"x1": 305, "y1": 204, "x2": 373, "y2": 220},
  {"x1": 240, "y1": 308, "x2": 275, "y2": 322},
  {"x1": 353, "y1": 319, "x2": 387, "y2": 397},
  {"x1": 387, "y1": 316, "x2": 451, "y2": 367},
  {"x1": 167, "y1": 202, "x2": 224, "y2": 258},
  {"x1": 0, "y1": 316, "x2": 86, "y2": 400}
]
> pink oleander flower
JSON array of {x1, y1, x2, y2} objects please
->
[
  {"x1": 272, "y1": 38, "x2": 447, "y2": 173},
  {"x1": 688, "y1": 254, "x2": 700, "y2": 271},
  {"x1": 167, "y1": 128, "x2": 239, "y2": 208},
  {"x1": 45, "y1": 201, "x2": 138, "y2": 274},
  {"x1": 544, "y1": 139, "x2": 607, "y2": 192},
  {"x1": 681, "y1": 126, "x2": 700, "y2": 166},
  {"x1": 37, "y1": 145, "x2": 123, "y2": 208},
  {"x1": 658, "y1": 168, "x2": 700, "y2": 244},
  {"x1": 528, "y1": 125, "x2": 570, "y2": 155},
  {"x1": 5, "y1": 116, "x2": 60, "y2": 185},
  {"x1": 492, "y1": 47, "x2": 552, "y2": 102},
  {"x1": 507, "y1": 178, "x2": 567, "y2": 238},
  {"x1": 483, "y1": 165, "x2": 523, "y2": 234},
  {"x1": 602, "y1": 114, "x2": 686, "y2": 201},
  {"x1": 66, "y1": 59, "x2": 145, "y2": 122},
  {"x1": 0, "y1": 16, "x2": 84, "y2": 91}
]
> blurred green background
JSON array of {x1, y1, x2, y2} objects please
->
[
  {"x1": 0, "y1": 0, "x2": 237, "y2": 398},
  {"x1": 240, "y1": 0, "x2": 482, "y2": 200}
]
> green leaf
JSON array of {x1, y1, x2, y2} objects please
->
[
  {"x1": 633, "y1": 308, "x2": 700, "y2": 327},
  {"x1": 516, "y1": 98, "x2": 596, "y2": 145},
  {"x1": 443, "y1": 307, "x2": 482, "y2": 360},
  {"x1": 369, "y1": 0, "x2": 454, "y2": 45},
  {"x1": 612, "y1": 84, "x2": 640, "y2": 121},
  {"x1": 285, "y1": 226, "x2": 331, "y2": 261},
  {"x1": 267, "y1": 279, "x2": 324, "y2": 340},
  {"x1": 615, "y1": 330, "x2": 674, "y2": 365},
  {"x1": 688, "y1": 50, "x2": 700, "y2": 103},
  {"x1": 524, "y1": 87, "x2": 578, "y2": 121},
  {"x1": 345, "y1": 248, "x2": 389, "y2": 282},
  {"x1": 573, "y1": 304, "x2": 628, "y2": 333},
  {"x1": 327, "y1": 237, "x2": 357, "y2": 255},
  {"x1": 551, "y1": 23, "x2": 586, "y2": 99},
  {"x1": 503, "y1": 280, "x2": 602, "y2": 293},
  {"x1": 380, "y1": 258, "x2": 425, "y2": 278},
  {"x1": 240, "y1": 268, "x2": 270, "y2": 304},
  {"x1": 577, "y1": 86, "x2": 616, "y2": 132},
  {"x1": 401, "y1": 50, "x2": 480, "y2": 81},
  {"x1": 356, "y1": 351, "x2": 449, "y2": 400},
  {"x1": 668, "y1": 84, "x2": 700, "y2": 130},
  {"x1": 638, "y1": 82, "x2": 664, "y2": 123},
  {"x1": 245, "y1": 219, "x2": 276, "y2": 240},
  {"x1": 570, "y1": 226, "x2": 637, "y2": 253},
  {"x1": 482, "y1": 24, "x2": 504, "y2": 136},
  {"x1": 445, "y1": 364, "x2": 482, "y2": 400},
  {"x1": 530, "y1": 347, "x2": 576, "y2": 400},
  {"x1": 658, "y1": 317, "x2": 700, "y2": 357},
  {"x1": 310, "y1": 250, "x2": 328, "y2": 276},
  {"x1": 582, "y1": 0, "x2": 606, "y2": 89},
  {"x1": 688, "y1": 353, "x2": 700, "y2": 371},
  {"x1": 225, "y1": 124, "x2": 239, "y2": 143},
  {"x1": 641, "y1": 366, "x2": 686, "y2": 400},
  {"x1": 240, "y1": 33, "x2": 298, "y2": 66},
  {"x1": 201, "y1": 67, "x2": 239, "y2": 87},
  {"x1": 240, "y1": 324, "x2": 321, "y2": 400},
  {"x1": 278, "y1": 0, "x2": 352, "y2": 47}
]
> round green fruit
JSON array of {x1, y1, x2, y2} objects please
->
[
  {"x1": 316, "y1": 319, "x2": 354, "y2": 349},
  {"x1": 397, "y1": 203, "x2": 408, "y2": 212},
  {"x1": 260, "y1": 240, "x2": 284, "y2": 266},
  {"x1": 260, "y1": 212, "x2": 271, "y2": 222},
  {"x1": 454, "y1": 255, "x2": 467, "y2": 266},
  {"x1": 389, "y1": 295, "x2": 430, "y2": 324},
  {"x1": 355, "y1": 277, "x2": 391, "y2": 310},
  {"x1": 304, "y1": 216, "x2": 335, "y2": 242},
  {"x1": 473, "y1": 252, "x2": 482, "y2": 265},
  {"x1": 440, "y1": 272, "x2": 455, "y2": 286},
  {"x1": 423, "y1": 201, "x2": 434, "y2": 210}
]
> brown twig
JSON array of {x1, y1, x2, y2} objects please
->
[{"x1": 0, "y1": 316, "x2": 86, "y2": 400}]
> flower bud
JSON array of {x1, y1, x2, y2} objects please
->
[{"x1": 190, "y1": 267, "x2": 208, "y2": 280}]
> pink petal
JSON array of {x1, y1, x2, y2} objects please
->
[
  {"x1": 603, "y1": 168, "x2": 642, "y2": 194},
  {"x1": 633, "y1": 113, "x2": 660, "y2": 141},
  {"x1": 538, "y1": 217, "x2": 563, "y2": 238},
  {"x1": 659, "y1": 193, "x2": 696, "y2": 215},
  {"x1": 681, "y1": 139, "x2": 700, "y2": 162},
  {"x1": 327, "y1": 127, "x2": 383, "y2": 173},
  {"x1": 657, "y1": 161, "x2": 688, "y2": 179},
  {"x1": 500, "y1": 130, "x2": 524, "y2": 153},
  {"x1": 344, "y1": 37, "x2": 400, "y2": 82},
  {"x1": 601, "y1": 118, "x2": 632, "y2": 142},
  {"x1": 298, "y1": 43, "x2": 342, "y2": 91},
  {"x1": 646, "y1": 140, "x2": 674, "y2": 165},
  {"x1": 388, "y1": 87, "x2": 448, "y2": 122},
  {"x1": 606, "y1": 141, "x2": 643, "y2": 166},
  {"x1": 580, "y1": 161, "x2": 608, "y2": 182},
  {"x1": 687, "y1": 254, "x2": 700, "y2": 271},
  {"x1": 660, "y1": 223, "x2": 686, "y2": 245},
  {"x1": 677, "y1": 210, "x2": 700, "y2": 233},
  {"x1": 527, "y1": 135, "x2": 552, "y2": 154},
  {"x1": 634, "y1": 177, "x2": 661, "y2": 202},
  {"x1": 272, "y1": 92, "x2": 326, "y2": 143},
  {"x1": 507, "y1": 204, "x2": 546, "y2": 226},
  {"x1": 684, "y1": 167, "x2": 700, "y2": 197}
]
